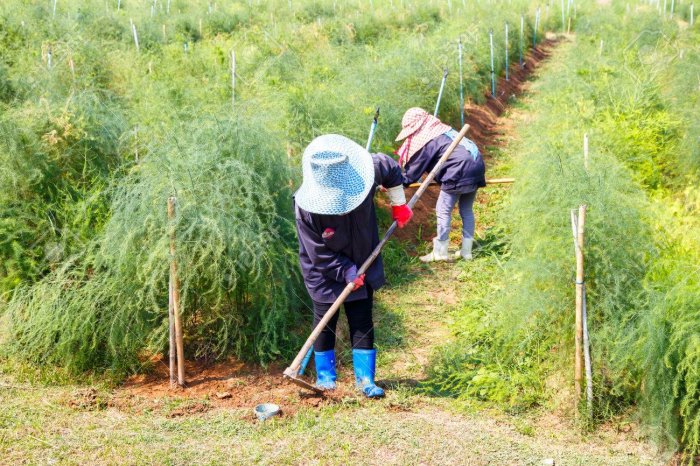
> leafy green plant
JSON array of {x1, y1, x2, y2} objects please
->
[
  {"x1": 428, "y1": 4, "x2": 700, "y2": 458},
  {"x1": 5, "y1": 118, "x2": 306, "y2": 376}
]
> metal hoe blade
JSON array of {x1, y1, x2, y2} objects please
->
[{"x1": 283, "y1": 368, "x2": 324, "y2": 394}]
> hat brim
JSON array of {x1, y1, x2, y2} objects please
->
[
  {"x1": 395, "y1": 120, "x2": 423, "y2": 141},
  {"x1": 295, "y1": 135, "x2": 375, "y2": 216}
]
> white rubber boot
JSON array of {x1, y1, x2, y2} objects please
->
[
  {"x1": 420, "y1": 238, "x2": 451, "y2": 263},
  {"x1": 454, "y1": 237, "x2": 474, "y2": 260}
]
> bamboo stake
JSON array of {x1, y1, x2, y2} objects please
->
[
  {"x1": 458, "y1": 38, "x2": 464, "y2": 127},
  {"x1": 434, "y1": 67, "x2": 448, "y2": 116},
  {"x1": 505, "y1": 22, "x2": 509, "y2": 81},
  {"x1": 489, "y1": 29, "x2": 495, "y2": 97},
  {"x1": 231, "y1": 50, "x2": 236, "y2": 110},
  {"x1": 582, "y1": 279, "x2": 593, "y2": 416},
  {"x1": 408, "y1": 177, "x2": 514, "y2": 188},
  {"x1": 131, "y1": 19, "x2": 140, "y2": 52},
  {"x1": 519, "y1": 14, "x2": 524, "y2": 67},
  {"x1": 561, "y1": 0, "x2": 566, "y2": 33},
  {"x1": 583, "y1": 133, "x2": 589, "y2": 170},
  {"x1": 168, "y1": 197, "x2": 185, "y2": 387},
  {"x1": 572, "y1": 205, "x2": 587, "y2": 405},
  {"x1": 168, "y1": 279, "x2": 176, "y2": 387}
]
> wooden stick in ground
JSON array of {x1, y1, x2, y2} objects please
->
[
  {"x1": 168, "y1": 279, "x2": 176, "y2": 387},
  {"x1": 168, "y1": 197, "x2": 186, "y2": 387},
  {"x1": 284, "y1": 125, "x2": 471, "y2": 380},
  {"x1": 231, "y1": 50, "x2": 236, "y2": 110},
  {"x1": 582, "y1": 282, "x2": 593, "y2": 417},
  {"x1": 573, "y1": 204, "x2": 587, "y2": 405},
  {"x1": 407, "y1": 177, "x2": 514, "y2": 189}
]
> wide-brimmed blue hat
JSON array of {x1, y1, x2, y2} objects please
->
[{"x1": 295, "y1": 134, "x2": 375, "y2": 215}]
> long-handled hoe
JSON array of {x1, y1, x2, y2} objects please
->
[
  {"x1": 295, "y1": 106, "x2": 382, "y2": 380},
  {"x1": 283, "y1": 124, "x2": 471, "y2": 394}
]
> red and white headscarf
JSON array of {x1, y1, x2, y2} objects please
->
[{"x1": 395, "y1": 107, "x2": 451, "y2": 167}]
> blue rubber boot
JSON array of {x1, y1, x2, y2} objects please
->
[
  {"x1": 314, "y1": 350, "x2": 337, "y2": 391},
  {"x1": 352, "y1": 349, "x2": 385, "y2": 398}
]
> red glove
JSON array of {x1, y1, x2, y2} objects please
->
[
  {"x1": 350, "y1": 273, "x2": 365, "y2": 291},
  {"x1": 392, "y1": 204, "x2": 413, "y2": 228}
]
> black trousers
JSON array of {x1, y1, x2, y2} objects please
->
[{"x1": 312, "y1": 287, "x2": 374, "y2": 352}]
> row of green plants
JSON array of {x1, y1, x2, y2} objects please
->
[
  {"x1": 428, "y1": 2, "x2": 700, "y2": 459},
  {"x1": 0, "y1": 0, "x2": 562, "y2": 376}
]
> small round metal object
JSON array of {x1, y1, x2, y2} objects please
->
[{"x1": 254, "y1": 403, "x2": 280, "y2": 421}]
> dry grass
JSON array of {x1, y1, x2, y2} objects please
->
[{"x1": 0, "y1": 378, "x2": 664, "y2": 465}]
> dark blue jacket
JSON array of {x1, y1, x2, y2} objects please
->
[
  {"x1": 295, "y1": 153, "x2": 404, "y2": 304},
  {"x1": 402, "y1": 131, "x2": 486, "y2": 194}
]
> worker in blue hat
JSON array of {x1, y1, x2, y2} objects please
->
[{"x1": 294, "y1": 134, "x2": 413, "y2": 398}]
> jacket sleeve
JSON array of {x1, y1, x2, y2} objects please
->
[
  {"x1": 401, "y1": 143, "x2": 436, "y2": 186},
  {"x1": 296, "y1": 215, "x2": 357, "y2": 284},
  {"x1": 372, "y1": 153, "x2": 404, "y2": 189}
]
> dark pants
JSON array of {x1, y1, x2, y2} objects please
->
[{"x1": 312, "y1": 287, "x2": 374, "y2": 352}]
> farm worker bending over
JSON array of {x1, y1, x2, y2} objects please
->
[
  {"x1": 294, "y1": 134, "x2": 413, "y2": 398},
  {"x1": 395, "y1": 107, "x2": 486, "y2": 262}
]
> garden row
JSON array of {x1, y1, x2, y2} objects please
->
[{"x1": 428, "y1": 1, "x2": 699, "y2": 459}]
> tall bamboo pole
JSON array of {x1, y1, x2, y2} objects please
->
[
  {"x1": 582, "y1": 282, "x2": 593, "y2": 416},
  {"x1": 574, "y1": 205, "x2": 587, "y2": 403},
  {"x1": 231, "y1": 50, "x2": 236, "y2": 110},
  {"x1": 168, "y1": 280, "x2": 176, "y2": 387},
  {"x1": 168, "y1": 197, "x2": 185, "y2": 387},
  {"x1": 489, "y1": 29, "x2": 495, "y2": 97},
  {"x1": 505, "y1": 22, "x2": 509, "y2": 81}
]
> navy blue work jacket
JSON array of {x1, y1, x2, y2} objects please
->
[
  {"x1": 295, "y1": 153, "x2": 404, "y2": 304},
  {"x1": 402, "y1": 132, "x2": 486, "y2": 194}
]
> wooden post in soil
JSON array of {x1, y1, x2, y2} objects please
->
[
  {"x1": 458, "y1": 38, "x2": 464, "y2": 127},
  {"x1": 572, "y1": 204, "x2": 587, "y2": 408},
  {"x1": 519, "y1": 15, "x2": 524, "y2": 67},
  {"x1": 231, "y1": 50, "x2": 236, "y2": 110},
  {"x1": 168, "y1": 197, "x2": 186, "y2": 387},
  {"x1": 489, "y1": 29, "x2": 495, "y2": 97},
  {"x1": 168, "y1": 280, "x2": 176, "y2": 387},
  {"x1": 504, "y1": 22, "x2": 509, "y2": 81},
  {"x1": 561, "y1": 0, "x2": 566, "y2": 33},
  {"x1": 582, "y1": 277, "x2": 593, "y2": 417},
  {"x1": 131, "y1": 19, "x2": 140, "y2": 53}
]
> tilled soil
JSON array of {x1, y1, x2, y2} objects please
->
[{"x1": 117, "y1": 358, "x2": 374, "y2": 418}]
